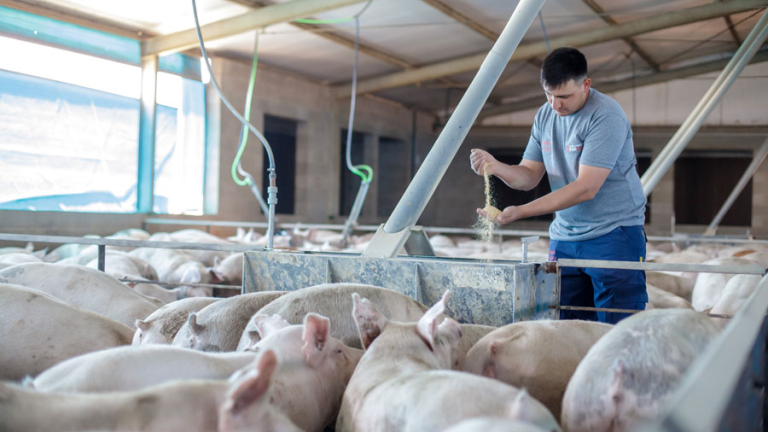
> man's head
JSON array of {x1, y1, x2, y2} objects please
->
[{"x1": 540, "y1": 47, "x2": 591, "y2": 116}]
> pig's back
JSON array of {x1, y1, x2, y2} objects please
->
[
  {"x1": 256, "y1": 284, "x2": 429, "y2": 349},
  {"x1": 0, "y1": 284, "x2": 133, "y2": 380}
]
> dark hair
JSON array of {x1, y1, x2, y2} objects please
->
[{"x1": 540, "y1": 47, "x2": 588, "y2": 89}]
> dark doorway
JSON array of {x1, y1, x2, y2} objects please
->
[
  {"x1": 674, "y1": 151, "x2": 753, "y2": 226},
  {"x1": 377, "y1": 137, "x2": 410, "y2": 218},
  {"x1": 636, "y1": 151, "x2": 652, "y2": 224},
  {"x1": 486, "y1": 148, "x2": 553, "y2": 221},
  {"x1": 262, "y1": 115, "x2": 297, "y2": 215},
  {"x1": 339, "y1": 129, "x2": 367, "y2": 215}
]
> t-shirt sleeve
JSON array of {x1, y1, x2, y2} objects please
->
[
  {"x1": 580, "y1": 112, "x2": 629, "y2": 169},
  {"x1": 522, "y1": 113, "x2": 544, "y2": 163}
]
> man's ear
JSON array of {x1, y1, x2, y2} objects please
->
[{"x1": 583, "y1": 77, "x2": 592, "y2": 92}]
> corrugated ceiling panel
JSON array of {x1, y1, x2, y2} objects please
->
[
  {"x1": 633, "y1": 18, "x2": 736, "y2": 68},
  {"x1": 205, "y1": 25, "x2": 400, "y2": 82},
  {"x1": 594, "y1": 0, "x2": 709, "y2": 24}
]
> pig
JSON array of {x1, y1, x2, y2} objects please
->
[
  {"x1": 456, "y1": 324, "x2": 496, "y2": 370},
  {"x1": 0, "y1": 283, "x2": 133, "y2": 380},
  {"x1": 244, "y1": 283, "x2": 430, "y2": 349},
  {"x1": 0, "y1": 350, "x2": 301, "y2": 432},
  {"x1": 463, "y1": 320, "x2": 612, "y2": 420},
  {"x1": 129, "y1": 247, "x2": 214, "y2": 297},
  {"x1": 0, "y1": 252, "x2": 42, "y2": 265},
  {"x1": 168, "y1": 229, "x2": 233, "y2": 266},
  {"x1": 710, "y1": 274, "x2": 763, "y2": 318},
  {"x1": 742, "y1": 252, "x2": 768, "y2": 266},
  {"x1": 443, "y1": 416, "x2": 550, "y2": 432},
  {"x1": 336, "y1": 291, "x2": 561, "y2": 432},
  {"x1": 31, "y1": 345, "x2": 257, "y2": 393},
  {"x1": 429, "y1": 234, "x2": 455, "y2": 248},
  {"x1": 691, "y1": 257, "x2": 757, "y2": 311},
  {"x1": 210, "y1": 252, "x2": 244, "y2": 285},
  {"x1": 236, "y1": 313, "x2": 364, "y2": 432},
  {"x1": 130, "y1": 282, "x2": 180, "y2": 304},
  {"x1": 173, "y1": 291, "x2": 287, "y2": 352},
  {"x1": 646, "y1": 284, "x2": 693, "y2": 309},
  {"x1": 133, "y1": 297, "x2": 220, "y2": 345},
  {"x1": 561, "y1": 309, "x2": 720, "y2": 432},
  {"x1": 0, "y1": 263, "x2": 160, "y2": 328},
  {"x1": 645, "y1": 271, "x2": 695, "y2": 301}
]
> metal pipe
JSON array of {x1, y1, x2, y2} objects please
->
[
  {"x1": 548, "y1": 305, "x2": 733, "y2": 319},
  {"x1": 142, "y1": 0, "x2": 368, "y2": 55},
  {"x1": 341, "y1": 180, "x2": 371, "y2": 241},
  {"x1": 705, "y1": 139, "x2": 768, "y2": 235},
  {"x1": 382, "y1": 0, "x2": 547, "y2": 235},
  {"x1": 0, "y1": 233, "x2": 265, "y2": 253},
  {"x1": 335, "y1": 0, "x2": 768, "y2": 97},
  {"x1": 266, "y1": 170, "x2": 277, "y2": 250},
  {"x1": 118, "y1": 278, "x2": 241, "y2": 291},
  {"x1": 97, "y1": 245, "x2": 106, "y2": 272},
  {"x1": 641, "y1": 9, "x2": 768, "y2": 196},
  {"x1": 556, "y1": 258, "x2": 767, "y2": 275}
]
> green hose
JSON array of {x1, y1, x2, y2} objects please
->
[{"x1": 231, "y1": 34, "x2": 259, "y2": 187}]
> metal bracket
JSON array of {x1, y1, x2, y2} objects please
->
[
  {"x1": 521, "y1": 236, "x2": 540, "y2": 263},
  {"x1": 362, "y1": 224, "x2": 435, "y2": 259}
]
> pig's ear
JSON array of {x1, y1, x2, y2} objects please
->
[
  {"x1": 417, "y1": 290, "x2": 450, "y2": 351},
  {"x1": 225, "y1": 350, "x2": 277, "y2": 415},
  {"x1": 181, "y1": 267, "x2": 201, "y2": 285},
  {"x1": 352, "y1": 293, "x2": 387, "y2": 350},
  {"x1": 187, "y1": 313, "x2": 204, "y2": 335},
  {"x1": 252, "y1": 314, "x2": 290, "y2": 339},
  {"x1": 506, "y1": 388, "x2": 534, "y2": 421},
  {"x1": 209, "y1": 268, "x2": 225, "y2": 284},
  {"x1": 136, "y1": 319, "x2": 150, "y2": 332},
  {"x1": 302, "y1": 313, "x2": 331, "y2": 366},
  {"x1": 32, "y1": 248, "x2": 48, "y2": 259}
]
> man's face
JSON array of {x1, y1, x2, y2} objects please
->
[{"x1": 543, "y1": 78, "x2": 591, "y2": 116}]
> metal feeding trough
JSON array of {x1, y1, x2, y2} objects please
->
[{"x1": 243, "y1": 0, "x2": 551, "y2": 327}]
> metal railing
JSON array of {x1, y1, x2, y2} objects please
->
[{"x1": 0, "y1": 233, "x2": 260, "y2": 291}]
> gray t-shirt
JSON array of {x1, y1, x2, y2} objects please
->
[{"x1": 522, "y1": 88, "x2": 646, "y2": 241}]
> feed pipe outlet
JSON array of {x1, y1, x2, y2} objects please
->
[{"x1": 382, "y1": 0, "x2": 547, "y2": 234}]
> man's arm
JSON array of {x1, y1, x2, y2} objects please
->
[
  {"x1": 482, "y1": 164, "x2": 611, "y2": 225},
  {"x1": 470, "y1": 149, "x2": 546, "y2": 191}
]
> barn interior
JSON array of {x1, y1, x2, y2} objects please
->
[{"x1": 1, "y1": 0, "x2": 768, "y2": 431}]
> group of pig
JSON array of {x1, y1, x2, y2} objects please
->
[{"x1": 0, "y1": 227, "x2": 766, "y2": 432}]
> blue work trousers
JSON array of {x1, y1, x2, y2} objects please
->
[{"x1": 549, "y1": 225, "x2": 648, "y2": 324}]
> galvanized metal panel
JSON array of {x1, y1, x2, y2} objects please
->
[{"x1": 243, "y1": 250, "x2": 556, "y2": 327}]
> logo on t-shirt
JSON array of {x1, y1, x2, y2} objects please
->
[
  {"x1": 567, "y1": 143, "x2": 583, "y2": 153},
  {"x1": 542, "y1": 140, "x2": 552, "y2": 152}
]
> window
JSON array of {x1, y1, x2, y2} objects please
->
[
  {"x1": 486, "y1": 148, "x2": 553, "y2": 221},
  {"x1": 0, "y1": 7, "x2": 209, "y2": 214},
  {"x1": 339, "y1": 130, "x2": 366, "y2": 216},
  {"x1": 0, "y1": 36, "x2": 141, "y2": 212},
  {"x1": 153, "y1": 73, "x2": 207, "y2": 215},
  {"x1": 377, "y1": 137, "x2": 409, "y2": 217},
  {"x1": 674, "y1": 151, "x2": 753, "y2": 226},
  {"x1": 262, "y1": 115, "x2": 297, "y2": 215}
]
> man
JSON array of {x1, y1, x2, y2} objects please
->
[{"x1": 469, "y1": 47, "x2": 647, "y2": 324}]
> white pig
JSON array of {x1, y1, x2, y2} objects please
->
[
  {"x1": 0, "y1": 350, "x2": 301, "y2": 432},
  {"x1": 645, "y1": 271, "x2": 695, "y2": 301},
  {"x1": 0, "y1": 284, "x2": 133, "y2": 380},
  {"x1": 646, "y1": 284, "x2": 693, "y2": 309},
  {"x1": 691, "y1": 257, "x2": 756, "y2": 311},
  {"x1": 32, "y1": 345, "x2": 257, "y2": 393},
  {"x1": 463, "y1": 320, "x2": 612, "y2": 420},
  {"x1": 173, "y1": 292, "x2": 287, "y2": 352},
  {"x1": 210, "y1": 252, "x2": 244, "y2": 285},
  {"x1": 0, "y1": 252, "x2": 42, "y2": 265},
  {"x1": 710, "y1": 274, "x2": 764, "y2": 318},
  {"x1": 456, "y1": 324, "x2": 496, "y2": 370},
  {"x1": 443, "y1": 416, "x2": 550, "y2": 432},
  {"x1": 134, "y1": 297, "x2": 220, "y2": 345},
  {"x1": 561, "y1": 309, "x2": 720, "y2": 432},
  {"x1": 168, "y1": 229, "x2": 233, "y2": 266},
  {"x1": 0, "y1": 263, "x2": 160, "y2": 328},
  {"x1": 244, "y1": 283, "x2": 430, "y2": 349},
  {"x1": 336, "y1": 291, "x2": 561, "y2": 432},
  {"x1": 129, "y1": 247, "x2": 214, "y2": 297}
]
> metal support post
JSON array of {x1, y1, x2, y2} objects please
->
[
  {"x1": 521, "y1": 235, "x2": 540, "y2": 263},
  {"x1": 363, "y1": 0, "x2": 547, "y2": 258},
  {"x1": 641, "y1": 8, "x2": 768, "y2": 196},
  {"x1": 97, "y1": 245, "x2": 106, "y2": 272},
  {"x1": 341, "y1": 180, "x2": 371, "y2": 242},
  {"x1": 705, "y1": 138, "x2": 768, "y2": 235}
]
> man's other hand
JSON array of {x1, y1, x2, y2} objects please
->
[{"x1": 470, "y1": 149, "x2": 498, "y2": 176}]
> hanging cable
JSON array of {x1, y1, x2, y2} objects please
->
[
  {"x1": 231, "y1": 30, "x2": 260, "y2": 188},
  {"x1": 538, "y1": 11, "x2": 551, "y2": 53},
  {"x1": 191, "y1": 0, "x2": 277, "y2": 250}
]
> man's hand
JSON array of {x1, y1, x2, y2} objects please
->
[
  {"x1": 476, "y1": 206, "x2": 524, "y2": 225},
  {"x1": 470, "y1": 149, "x2": 498, "y2": 176}
]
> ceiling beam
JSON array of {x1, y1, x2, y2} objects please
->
[
  {"x1": 141, "y1": 0, "x2": 368, "y2": 56},
  {"x1": 477, "y1": 48, "x2": 768, "y2": 119},
  {"x1": 718, "y1": 0, "x2": 744, "y2": 46},
  {"x1": 580, "y1": 0, "x2": 660, "y2": 71},
  {"x1": 334, "y1": 0, "x2": 768, "y2": 97}
]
